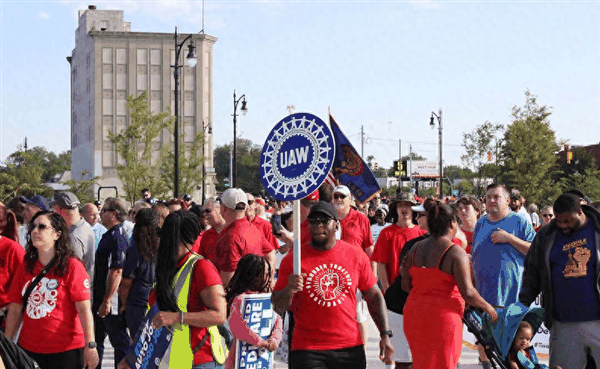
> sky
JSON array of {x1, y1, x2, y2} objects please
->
[{"x1": 1, "y1": 0, "x2": 599, "y2": 172}]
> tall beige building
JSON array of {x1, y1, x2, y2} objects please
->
[{"x1": 67, "y1": 5, "x2": 217, "y2": 201}]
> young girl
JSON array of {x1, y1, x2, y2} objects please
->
[
  {"x1": 508, "y1": 321, "x2": 534, "y2": 369},
  {"x1": 224, "y1": 254, "x2": 283, "y2": 369}
]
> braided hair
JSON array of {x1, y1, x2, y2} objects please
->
[{"x1": 225, "y1": 254, "x2": 272, "y2": 311}]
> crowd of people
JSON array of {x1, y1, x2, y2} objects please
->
[{"x1": 0, "y1": 182, "x2": 598, "y2": 369}]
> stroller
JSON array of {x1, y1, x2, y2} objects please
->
[{"x1": 463, "y1": 302, "x2": 549, "y2": 369}]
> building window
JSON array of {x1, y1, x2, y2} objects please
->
[
  {"x1": 116, "y1": 48, "x2": 126, "y2": 64},
  {"x1": 103, "y1": 72, "x2": 113, "y2": 89},
  {"x1": 151, "y1": 100, "x2": 161, "y2": 113},
  {"x1": 184, "y1": 100, "x2": 194, "y2": 116},
  {"x1": 151, "y1": 49, "x2": 161, "y2": 65},
  {"x1": 151, "y1": 74, "x2": 161, "y2": 91},
  {"x1": 137, "y1": 49, "x2": 148, "y2": 65},
  {"x1": 137, "y1": 74, "x2": 147, "y2": 91},
  {"x1": 117, "y1": 74, "x2": 126, "y2": 90},
  {"x1": 86, "y1": 53, "x2": 90, "y2": 68},
  {"x1": 87, "y1": 78, "x2": 90, "y2": 93},
  {"x1": 103, "y1": 99, "x2": 113, "y2": 115},
  {"x1": 102, "y1": 48, "x2": 112, "y2": 64},
  {"x1": 184, "y1": 74, "x2": 194, "y2": 91},
  {"x1": 117, "y1": 99, "x2": 127, "y2": 116}
]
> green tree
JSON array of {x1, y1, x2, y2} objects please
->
[
  {"x1": 62, "y1": 170, "x2": 101, "y2": 204},
  {"x1": 461, "y1": 121, "x2": 504, "y2": 194},
  {"x1": 556, "y1": 147, "x2": 600, "y2": 201},
  {"x1": 500, "y1": 91, "x2": 560, "y2": 204},
  {"x1": 214, "y1": 139, "x2": 263, "y2": 194},
  {"x1": 109, "y1": 91, "x2": 173, "y2": 204},
  {"x1": 0, "y1": 145, "x2": 56, "y2": 200}
]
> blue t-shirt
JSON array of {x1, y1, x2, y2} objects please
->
[
  {"x1": 93, "y1": 223, "x2": 130, "y2": 311},
  {"x1": 123, "y1": 245, "x2": 156, "y2": 308},
  {"x1": 472, "y1": 212, "x2": 536, "y2": 306},
  {"x1": 550, "y1": 220, "x2": 600, "y2": 322}
]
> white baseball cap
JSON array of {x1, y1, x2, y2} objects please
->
[
  {"x1": 220, "y1": 188, "x2": 247, "y2": 210},
  {"x1": 333, "y1": 185, "x2": 351, "y2": 198}
]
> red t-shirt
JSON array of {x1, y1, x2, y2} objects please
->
[
  {"x1": 148, "y1": 253, "x2": 223, "y2": 365},
  {"x1": 274, "y1": 240, "x2": 377, "y2": 351},
  {"x1": 250, "y1": 216, "x2": 279, "y2": 252},
  {"x1": 340, "y1": 208, "x2": 374, "y2": 251},
  {"x1": 371, "y1": 224, "x2": 427, "y2": 283},
  {"x1": 0, "y1": 237, "x2": 25, "y2": 308},
  {"x1": 9, "y1": 257, "x2": 91, "y2": 353},
  {"x1": 300, "y1": 219, "x2": 311, "y2": 245},
  {"x1": 197, "y1": 228, "x2": 220, "y2": 262},
  {"x1": 213, "y1": 218, "x2": 267, "y2": 273},
  {"x1": 464, "y1": 231, "x2": 474, "y2": 254},
  {"x1": 191, "y1": 232, "x2": 203, "y2": 254}
]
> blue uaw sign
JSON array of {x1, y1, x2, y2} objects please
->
[
  {"x1": 124, "y1": 304, "x2": 173, "y2": 369},
  {"x1": 234, "y1": 293, "x2": 276, "y2": 369},
  {"x1": 260, "y1": 113, "x2": 335, "y2": 201}
]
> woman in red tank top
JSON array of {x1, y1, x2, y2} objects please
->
[{"x1": 401, "y1": 202, "x2": 497, "y2": 369}]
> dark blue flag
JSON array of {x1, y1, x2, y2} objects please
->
[{"x1": 329, "y1": 114, "x2": 381, "y2": 203}]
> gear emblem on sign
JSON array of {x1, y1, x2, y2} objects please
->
[{"x1": 260, "y1": 113, "x2": 335, "y2": 201}]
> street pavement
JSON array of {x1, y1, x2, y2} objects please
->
[{"x1": 103, "y1": 315, "x2": 549, "y2": 368}]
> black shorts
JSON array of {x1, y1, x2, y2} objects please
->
[
  {"x1": 24, "y1": 347, "x2": 83, "y2": 369},
  {"x1": 290, "y1": 345, "x2": 366, "y2": 369}
]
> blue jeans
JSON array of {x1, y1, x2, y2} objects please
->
[
  {"x1": 192, "y1": 362, "x2": 223, "y2": 369},
  {"x1": 94, "y1": 314, "x2": 130, "y2": 369}
]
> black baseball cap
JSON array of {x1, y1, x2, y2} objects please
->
[{"x1": 307, "y1": 201, "x2": 338, "y2": 221}]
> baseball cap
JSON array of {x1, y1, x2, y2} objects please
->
[
  {"x1": 375, "y1": 206, "x2": 388, "y2": 217},
  {"x1": 333, "y1": 185, "x2": 351, "y2": 197},
  {"x1": 183, "y1": 194, "x2": 192, "y2": 201},
  {"x1": 24, "y1": 195, "x2": 49, "y2": 212},
  {"x1": 308, "y1": 201, "x2": 338, "y2": 221},
  {"x1": 396, "y1": 192, "x2": 417, "y2": 206},
  {"x1": 565, "y1": 189, "x2": 592, "y2": 204},
  {"x1": 220, "y1": 188, "x2": 247, "y2": 210},
  {"x1": 255, "y1": 198, "x2": 266, "y2": 206},
  {"x1": 52, "y1": 192, "x2": 81, "y2": 209},
  {"x1": 411, "y1": 204, "x2": 426, "y2": 213}
]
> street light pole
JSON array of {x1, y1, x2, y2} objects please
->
[
  {"x1": 201, "y1": 121, "x2": 212, "y2": 203},
  {"x1": 172, "y1": 26, "x2": 197, "y2": 199},
  {"x1": 232, "y1": 90, "x2": 247, "y2": 188},
  {"x1": 430, "y1": 109, "x2": 443, "y2": 196}
]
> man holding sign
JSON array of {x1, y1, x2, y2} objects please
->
[{"x1": 272, "y1": 201, "x2": 393, "y2": 368}]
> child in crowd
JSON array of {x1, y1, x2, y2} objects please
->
[
  {"x1": 508, "y1": 321, "x2": 534, "y2": 369},
  {"x1": 224, "y1": 254, "x2": 283, "y2": 369}
]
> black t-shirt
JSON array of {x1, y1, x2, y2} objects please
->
[
  {"x1": 123, "y1": 245, "x2": 156, "y2": 308},
  {"x1": 384, "y1": 233, "x2": 430, "y2": 314},
  {"x1": 93, "y1": 223, "x2": 130, "y2": 311}
]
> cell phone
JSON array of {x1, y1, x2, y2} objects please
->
[{"x1": 271, "y1": 213, "x2": 283, "y2": 236}]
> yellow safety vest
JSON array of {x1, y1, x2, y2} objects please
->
[{"x1": 160, "y1": 254, "x2": 227, "y2": 368}]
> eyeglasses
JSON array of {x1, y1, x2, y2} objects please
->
[
  {"x1": 308, "y1": 217, "x2": 333, "y2": 226},
  {"x1": 100, "y1": 208, "x2": 114, "y2": 214},
  {"x1": 542, "y1": 214, "x2": 554, "y2": 218},
  {"x1": 29, "y1": 223, "x2": 52, "y2": 231},
  {"x1": 333, "y1": 194, "x2": 346, "y2": 200}
]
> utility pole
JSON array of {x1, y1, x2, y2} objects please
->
[
  {"x1": 409, "y1": 144, "x2": 413, "y2": 190},
  {"x1": 360, "y1": 125, "x2": 364, "y2": 158},
  {"x1": 398, "y1": 139, "x2": 401, "y2": 187}
]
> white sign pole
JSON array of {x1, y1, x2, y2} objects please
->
[{"x1": 292, "y1": 200, "x2": 301, "y2": 275}]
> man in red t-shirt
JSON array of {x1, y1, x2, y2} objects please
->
[
  {"x1": 332, "y1": 185, "x2": 375, "y2": 343},
  {"x1": 195, "y1": 197, "x2": 227, "y2": 261},
  {"x1": 372, "y1": 192, "x2": 427, "y2": 369},
  {"x1": 245, "y1": 193, "x2": 277, "y2": 266},
  {"x1": 332, "y1": 185, "x2": 374, "y2": 257},
  {"x1": 213, "y1": 188, "x2": 274, "y2": 285},
  {"x1": 372, "y1": 193, "x2": 427, "y2": 291},
  {"x1": 272, "y1": 201, "x2": 393, "y2": 368}
]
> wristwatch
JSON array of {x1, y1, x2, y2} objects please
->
[
  {"x1": 380, "y1": 330, "x2": 393, "y2": 338},
  {"x1": 87, "y1": 342, "x2": 97, "y2": 349}
]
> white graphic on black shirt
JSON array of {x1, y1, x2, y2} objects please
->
[
  {"x1": 305, "y1": 263, "x2": 352, "y2": 307},
  {"x1": 23, "y1": 277, "x2": 58, "y2": 319}
]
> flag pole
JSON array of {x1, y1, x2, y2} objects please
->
[{"x1": 293, "y1": 200, "x2": 301, "y2": 275}]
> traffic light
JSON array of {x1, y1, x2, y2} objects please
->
[
  {"x1": 374, "y1": 162, "x2": 378, "y2": 170},
  {"x1": 487, "y1": 151, "x2": 492, "y2": 161},
  {"x1": 567, "y1": 151, "x2": 573, "y2": 164},
  {"x1": 393, "y1": 160, "x2": 399, "y2": 171}
]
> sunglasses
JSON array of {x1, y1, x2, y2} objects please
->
[
  {"x1": 247, "y1": 200, "x2": 255, "y2": 205},
  {"x1": 333, "y1": 194, "x2": 346, "y2": 200},
  {"x1": 307, "y1": 217, "x2": 333, "y2": 226},
  {"x1": 203, "y1": 208, "x2": 212, "y2": 214},
  {"x1": 29, "y1": 223, "x2": 52, "y2": 231},
  {"x1": 100, "y1": 208, "x2": 114, "y2": 214}
]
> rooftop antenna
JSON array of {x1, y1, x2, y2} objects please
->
[
  {"x1": 388, "y1": 102, "x2": 392, "y2": 130},
  {"x1": 201, "y1": 0, "x2": 205, "y2": 34}
]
